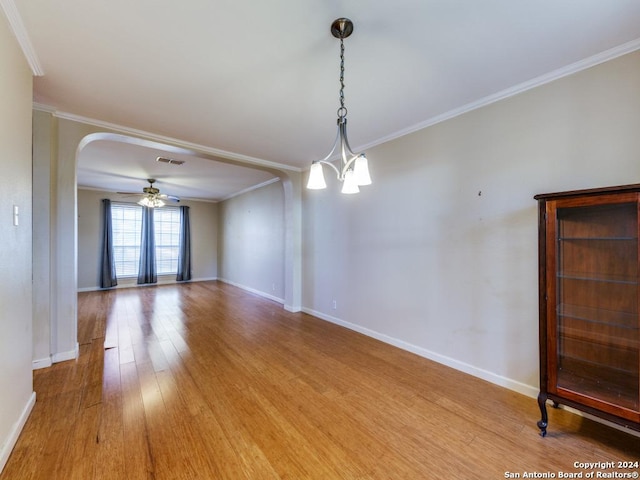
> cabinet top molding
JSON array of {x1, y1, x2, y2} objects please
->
[{"x1": 535, "y1": 183, "x2": 640, "y2": 201}]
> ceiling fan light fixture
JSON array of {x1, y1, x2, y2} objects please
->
[
  {"x1": 306, "y1": 18, "x2": 372, "y2": 195},
  {"x1": 138, "y1": 196, "x2": 165, "y2": 208},
  {"x1": 138, "y1": 180, "x2": 165, "y2": 207},
  {"x1": 118, "y1": 178, "x2": 179, "y2": 206}
]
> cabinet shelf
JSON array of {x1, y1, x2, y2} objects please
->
[
  {"x1": 558, "y1": 357, "x2": 639, "y2": 412},
  {"x1": 558, "y1": 303, "x2": 637, "y2": 330},
  {"x1": 557, "y1": 273, "x2": 637, "y2": 285},
  {"x1": 535, "y1": 185, "x2": 640, "y2": 436},
  {"x1": 559, "y1": 237, "x2": 637, "y2": 241}
]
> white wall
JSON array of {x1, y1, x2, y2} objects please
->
[
  {"x1": 77, "y1": 188, "x2": 218, "y2": 290},
  {"x1": 218, "y1": 180, "x2": 285, "y2": 302},
  {"x1": 0, "y1": 13, "x2": 35, "y2": 473},
  {"x1": 32, "y1": 113, "x2": 91, "y2": 366},
  {"x1": 303, "y1": 50, "x2": 640, "y2": 396}
]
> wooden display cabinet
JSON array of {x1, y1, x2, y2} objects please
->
[{"x1": 535, "y1": 184, "x2": 640, "y2": 437}]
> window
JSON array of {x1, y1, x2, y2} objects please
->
[
  {"x1": 111, "y1": 203, "x2": 181, "y2": 277},
  {"x1": 111, "y1": 203, "x2": 142, "y2": 277},
  {"x1": 154, "y1": 207, "x2": 181, "y2": 275}
]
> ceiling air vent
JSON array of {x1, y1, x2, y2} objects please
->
[{"x1": 156, "y1": 156, "x2": 185, "y2": 165}]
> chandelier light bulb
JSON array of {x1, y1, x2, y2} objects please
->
[
  {"x1": 307, "y1": 162, "x2": 327, "y2": 189},
  {"x1": 353, "y1": 155, "x2": 371, "y2": 186},
  {"x1": 341, "y1": 169, "x2": 360, "y2": 194}
]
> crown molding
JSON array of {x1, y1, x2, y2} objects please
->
[
  {"x1": 32, "y1": 102, "x2": 55, "y2": 113},
  {"x1": 33, "y1": 106, "x2": 302, "y2": 173},
  {"x1": 357, "y1": 37, "x2": 640, "y2": 154},
  {"x1": 219, "y1": 177, "x2": 281, "y2": 202},
  {"x1": 0, "y1": 0, "x2": 43, "y2": 76}
]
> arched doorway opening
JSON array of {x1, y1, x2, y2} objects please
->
[{"x1": 32, "y1": 114, "x2": 302, "y2": 366}]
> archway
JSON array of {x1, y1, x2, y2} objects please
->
[{"x1": 33, "y1": 113, "x2": 302, "y2": 365}]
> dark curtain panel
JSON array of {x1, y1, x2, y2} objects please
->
[
  {"x1": 137, "y1": 206, "x2": 157, "y2": 284},
  {"x1": 176, "y1": 206, "x2": 192, "y2": 281},
  {"x1": 100, "y1": 199, "x2": 118, "y2": 288}
]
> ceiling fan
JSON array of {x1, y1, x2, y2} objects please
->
[{"x1": 118, "y1": 179, "x2": 180, "y2": 207}]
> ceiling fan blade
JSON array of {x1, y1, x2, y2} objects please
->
[
  {"x1": 159, "y1": 194, "x2": 180, "y2": 202},
  {"x1": 117, "y1": 180, "x2": 179, "y2": 204}
]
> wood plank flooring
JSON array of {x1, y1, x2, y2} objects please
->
[{"x1": 2, "y1": 281, "x2": 638, "y2": 479}]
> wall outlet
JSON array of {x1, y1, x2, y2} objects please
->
[{"x1": 332, "y1": 300, "x2": 337, "y2": 310}]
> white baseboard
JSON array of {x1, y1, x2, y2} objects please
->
[
  {"x1": 302, "y1": 307, "x2": 539, "y2": 399},
  {"x1": 303, "y1": 309, "x2": 640, "y2": 437},
  {"x1": 32, "y1": 357, "x2": 52, "y2": 370},
  {"x1": 0, "y1": 391, "x2": 36, "y2": 474},
  {"x1": 51, "y1": 343, "x2": 79, "y2": 364},
  {"x1": 33, "y1": 345, "x2": 78, "y2": 369},
  {"x1": 77, "y1": 276, "x2": 219, "y2": 292},
  {"x1": 217, "y1": 278, "x2": 285, "y2": 305},
  {"x1": 188, "y1": 276, "x2": 218, "y2": 283}
]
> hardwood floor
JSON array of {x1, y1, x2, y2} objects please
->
[{"x1": 2, "y1": 281, "x2": 638, "y2": 479}]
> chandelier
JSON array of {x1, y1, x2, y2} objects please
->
[{"x1": 306, "y1": 18, "x2": 372, "y2": 194}]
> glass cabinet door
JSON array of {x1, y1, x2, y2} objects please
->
[{"x1": 554, "y1": 201, "x2": 639, "y2": 413}]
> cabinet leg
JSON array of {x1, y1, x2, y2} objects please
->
[{"x1": 537, "y1": 392, "x2": 548, "y2": 437}]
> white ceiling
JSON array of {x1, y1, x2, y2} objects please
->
[
  {"x1": 78, "y1": 139, "x2": 278, "y2": 202},
  {"x1": 6, "y1": 0, "x2": 640, "y2": 200}
]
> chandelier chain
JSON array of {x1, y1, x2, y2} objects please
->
[{"x1": 338, "y1": 37, "x2": 346, "y2": 119}]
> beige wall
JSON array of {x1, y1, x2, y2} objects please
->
[
  {"x1": 218, "y1": 180, "x2": 285, "y2": 303},
  {"x1": 0, "y1": 13, "x2": 35, "y2": 472},
  {"x1": 303, "y1": 50, "x2": 640, "y2": 396},
  {"x1": 77, "y1": 188, "x2": 218, "y2": 290},
  {"x1": 32, "y1": 110, "x2": 54, "y2": 368}
]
